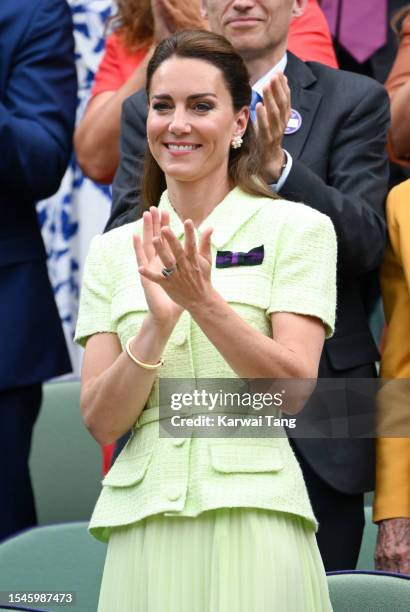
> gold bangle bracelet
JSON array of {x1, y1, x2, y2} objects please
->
[{"x1": 125, "y1": 337, "x2": 164, "y2": 370}]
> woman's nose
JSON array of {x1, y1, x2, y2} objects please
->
[{"x1": 168, "y1": 108, "x2": 191, "y2": 135}]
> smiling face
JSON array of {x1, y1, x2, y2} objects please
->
[
  {"x1": 202, "y1": 0, "x2": 300, "y2": 62},
  {"x1": 147, "y1": 56, "x2": 248, "y2": 187}
]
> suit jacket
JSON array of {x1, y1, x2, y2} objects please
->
[
  {"x1": 0, "y1": 0, "x2": 77, "y2": 390},
  {"x1": 374, "y1": 180, "x2": 410, "y2": 521},
  {"x1": 106, "y1": 52, "x2": 390, "y2": 494},
  {"x1": 77, "y1": 188, "x2": 337, "y2": 542}
]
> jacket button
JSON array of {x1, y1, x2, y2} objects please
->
[
  {"x1": 172, "y1": 438, "x2": 186, "y2": 447},
  {"x1": 173, "y1": 331, "x2": 187, "y2": 346},
  {"x1": 167, "y1": 487, "x2": 182, "y2": 501}
]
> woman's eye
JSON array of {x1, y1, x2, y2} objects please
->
[
  {"x1": 194, "y1": 102, "x2": 213, "y2": 112},
  {"x1": 152, "y1": 102, "x2": 172, "y2": 111}
]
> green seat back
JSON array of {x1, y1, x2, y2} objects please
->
[
  {"x1": 29, "y1": 382, "x2": 101, "y2": 524},
  {"x1": 0, "y1": 523, "x2": 105, "y2": 612},
  {"x1": 0, "y1": 609, "x2": 47, "y2": 611},
  {"x1": 356, "y1": 505, "x2": 378, "y2": 570},
  {"x1": 327, "y1": 571, "x2": 410, "y2": 611},
  {"x1": 0, "y1": 607, "x2": 48, "y2": 611}
]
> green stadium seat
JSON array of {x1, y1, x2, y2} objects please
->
[
  {"x1": 0, "y1": 523, "x2": 105, "y2": 612},
  {"x1": 327, "y1": 570, "x2": 410, "y2": 611},
  {"x1": 29, "y1": 381, "x2": 102, "y2": 524},
  {"x1": 0, "y1": 606, "x2": 48, "y2": 611},
  {"x1": 356, "y1": 505, "x2": 378, "y2": 570}
]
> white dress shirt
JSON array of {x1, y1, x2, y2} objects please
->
[{"x1": 251, "y1": 54, "x2": 293, "y2": 192}]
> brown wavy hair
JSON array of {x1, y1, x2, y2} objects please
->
[
  {"x1": 142, "y1": 30, "x2": 278, "y2": 210},
  {"x1": 112, "y1": 0, "x2": 154, "y2": 52}
]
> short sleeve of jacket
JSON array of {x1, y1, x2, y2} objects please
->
[
  {"x1": 74, "y1": 235, "x2": 116, "y2": 346},
  {"x1": 267, "y1": 211, "x2": 337, "y2": 338}
]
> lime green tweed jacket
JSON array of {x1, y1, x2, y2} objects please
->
[{"x1": 75, "y1": 187, "x2": 337, "y2": 542}]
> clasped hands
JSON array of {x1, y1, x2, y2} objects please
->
[{"x1": 133, "y1": 207, "x2": 213, "y2": 328}]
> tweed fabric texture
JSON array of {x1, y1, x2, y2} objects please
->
[{"x1": 75, "y1": 187, "x2": 337, "y2": 542}]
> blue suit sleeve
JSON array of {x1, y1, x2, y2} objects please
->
[{"x1": 0, "y1": 0, "x2": 77, "y2": 201}]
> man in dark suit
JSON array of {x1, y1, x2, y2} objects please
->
[
  {"x1": 105, "y1": 0, "x2": 389, "y2": 570},
  {"x1": 0, "y1": 0, "x2": 77, "y2": 541}
]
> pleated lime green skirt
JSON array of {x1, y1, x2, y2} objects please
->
[{"x1": 97, "y1": 508, "x2": 332, "y2": 612}]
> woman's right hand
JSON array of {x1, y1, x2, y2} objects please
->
[{"x1": 133, "y1": 207, "x2": 183, "y2": 329}]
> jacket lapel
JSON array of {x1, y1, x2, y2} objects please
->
[{"x1": 283, "y1": 53, "x2": 323, "y2": 160}]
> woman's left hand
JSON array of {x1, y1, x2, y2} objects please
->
[{"x1": 137, "y1": 212, "x2": 214, "y2": 311}]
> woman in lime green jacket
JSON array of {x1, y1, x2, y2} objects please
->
[{"x1": 75, "y1": 30, "x2": 336, "y2": 612}]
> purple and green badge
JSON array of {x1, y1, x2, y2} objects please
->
[{"x1": 216, "y1": 245, "x2": 264, "y2": 268}]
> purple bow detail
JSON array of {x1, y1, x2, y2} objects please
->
[{"x1": 216, "y1": 245, "x2": 264, "y2": 268}]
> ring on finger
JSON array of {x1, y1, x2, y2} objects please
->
[{"x1": 161, "y1": 265, "x2": 177, "y2": 278}]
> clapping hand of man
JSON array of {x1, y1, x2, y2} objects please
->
[
  {"x1": 255, "y1": 73, "x2": 291, "y2": 184},
  {"x1": 375, "y1": 517, "x2": 410, "y2": 575},
  {"x1": 152, "y1": 0, "x2": 206, "y2": 43}
]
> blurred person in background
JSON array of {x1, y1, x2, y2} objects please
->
[
  {"x1": 385, "y1": 5, "x2": 410, "y2": 167},
  {"x1": 319, "y1": 0, "x2": 409, "y2": 190},
  {"x1": 289, "y1": 0, "x2": 337, "y2": 66},
  {"x1": 75, "y1": 0, "x2": 205, "y2": 183},
  {"x1": 320, "y1": 0, "x2": 393, "y2": 81},
  {"x1": 374, "y1": 4, "x2": 410, "y2": 575},
  {"x1": 0, "y1": 0, "x2": 77, "y2": 541}
]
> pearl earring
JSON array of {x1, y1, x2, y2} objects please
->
[{"x1": 231, "y1": 135, "x2": 243, "y2": 149}]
